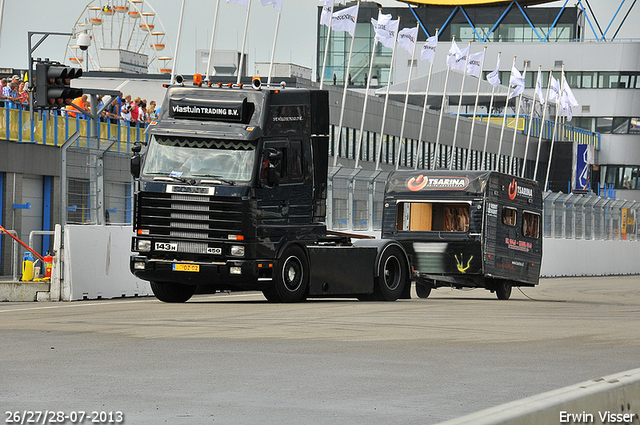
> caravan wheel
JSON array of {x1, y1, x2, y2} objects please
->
[{"x1": 495, "y1": 279, "x2": 512, "y2": 300}]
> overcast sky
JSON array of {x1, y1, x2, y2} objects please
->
[{"x1": 0, "y1": 0, "x2": 637, "y2": 77}]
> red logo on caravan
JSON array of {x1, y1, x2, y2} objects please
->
[
  {"x1": 407, "y1": 174, "x2": 428, "y2": 192},
  {"x1": 508, "y1": 179, "x2": 517, "y2": 200}
]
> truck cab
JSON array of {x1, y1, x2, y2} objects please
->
[{"x1": 130, "y1": 82, "x2": 330, "y2": 302}]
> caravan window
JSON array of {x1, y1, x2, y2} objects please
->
[
  {"x1": 502, "y1": 207, "x2": 517, "y2": 226},
  {"x1": 396, "y1": 202, "x2": 470, "y2": 232},
  {"x1": 522, "y1": 211, "x2": 540, "y2": 239}
]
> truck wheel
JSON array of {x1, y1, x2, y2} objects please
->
[
  {"x1": 151, "y1": 281, "x2": 196, "y2": 303},
  {"x1": 416, "y1": 283, "x2": 432, "y2": 298},
  {"x1": 273, "y1": 245, "x2": 309, "y2": 303},
  {"x1": 495, "y1": 279, "x2": 512, "y2": 300},
  {"x1": 374, "y1": 246, "x2": 408, "y2": 301}
]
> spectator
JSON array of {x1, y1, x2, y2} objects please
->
[
  {"x1": 105, "y1": 96, "x2": 121, "y2": 124},
  {"x1": 17, "y1": 81, "x2": 28, "y2": 106},
  {"x1": 130, "y1": 96, "x2": 141, "y2": 125},
  {"x1": 146, "y1": 100, "x2": 157, "y2": 122},
  {"x1": 5, "y1": 82, "x2": 19, "y2": 109},
  {"x1": 0, "y1": 78, "x2": 8, "y2": 107},
  {"x1": 120, "y1": 94, "x2": 133, "y2": 124},
  {"x1": 65, "y1": 94, "x2": 89, "y2": 118}
]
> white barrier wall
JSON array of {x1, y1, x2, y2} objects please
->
[
  {"x1": 541, "y1": 238, "x2": 640, "y2": 277},
  {"x1": 436, "y1": 367, "x2": 640, "y2": 425},
  {"x1": 62, "y1": 225, "x2": 152, "y2": 301},
  {"x1": 60, "y1": 227, "x2": 640, "y2": 301}
]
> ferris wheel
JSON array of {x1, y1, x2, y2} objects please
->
[{"x1": 66, "y1": 0, "x2": 173, "y2": 74}]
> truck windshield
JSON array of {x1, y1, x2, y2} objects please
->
[{"x1": 143, "y1": 135, "x2": 256, "y2": 182}]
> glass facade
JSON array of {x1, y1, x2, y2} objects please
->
[{"x1": 317, "y1": 3, "x2": 580, "y2": 86}]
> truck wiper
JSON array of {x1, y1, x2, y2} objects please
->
[
  {"x1": 192, "y1": 174, "x2": 237, "y2": 185},
  {"x1": 147, "y1": 172, "x2": 196, "y2": 185}
]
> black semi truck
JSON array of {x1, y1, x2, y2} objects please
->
[
  {"x1": 130, "y1": 79, "x2": 542, "y2": 302},
  {"x1": 382, "y1": 170, "x2": 543, "y2": 300},
  {"x1": 130, "y1": 80, "x2": 411, "y2": 303}
]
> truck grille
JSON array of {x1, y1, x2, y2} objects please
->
[{"x1": 136, "y1": 191, "x2": 244, "y2": 243}]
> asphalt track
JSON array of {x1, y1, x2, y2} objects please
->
[{"x1": 1, "y1": 276, "x2": 639, "y2": 425}]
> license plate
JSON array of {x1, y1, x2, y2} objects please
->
[
  {"x1": 155, "y1": 242, "x2": 177, "y2": 252},
  {"x1": 173, "y1": 264, "x2": 200, "y2": 272}
]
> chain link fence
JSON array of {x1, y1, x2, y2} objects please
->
[{"x1": 64, "y1": 145, "x2": 133, "y2": 226}]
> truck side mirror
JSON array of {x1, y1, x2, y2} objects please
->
[
  {"x1": 131, "y1": 142, "x2": 142, "y2": 178},
  {"x1": 266, "y1": 148, "x2": 282, "y2": 187}
]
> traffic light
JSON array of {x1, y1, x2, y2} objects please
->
[{"x1": 35, "y1": 60, "x2": 83, "y2": 109}]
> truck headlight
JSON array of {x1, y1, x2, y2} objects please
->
[
  {"x1": 133, "y1": 262, "x2": 146, "y2": 270},
  {"x1": 137, "y1": 240, "x2": 151, "y2": 252},
  {"x1": 230, "y1": 245, "x2": 245, "y2": 257},
  {"x1": 229, "y1": 266, "x2": 242, "y2": 275}
]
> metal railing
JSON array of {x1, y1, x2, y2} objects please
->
[{"x1": 1, "y1": 104, "x2": 147, "y2": 153}]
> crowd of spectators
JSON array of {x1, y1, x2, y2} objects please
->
[
  {"x1": 64, "y1": 92, "x2": 158, "y2": 127},
  {"x1": 0, "y1": 76, "x2": 158, "y2": 127},
  {"x1": 0, "y1": 75, "x2": 28, "y2": 109}
]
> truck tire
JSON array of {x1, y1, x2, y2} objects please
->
[
  {"x1": 151, "y1": 281, "x2": 196, "y2": 303},
  {"x1": 416, "y1": 283, "x2": 432, "y2": 298},
  {"x1": 374, "y1": 246, "x2": 408, "y2": 301},
  {"x1": 272, "y1": 245, "x2": 309, "y2": 303},
  {"x1": 495, "y1": 279, "x2": 512, "y2": 300}
]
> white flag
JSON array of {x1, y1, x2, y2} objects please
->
[
  {"x1": 535, "y1": 71, "x2": 545, "y2": 105},
  {"x1": 486, "y1": 57, "x2": 501, "y2": 87},
  {"x1": 560, "y1": 92, "x2": 573, "y2": 121},
  {"x1": 397, "y1": 26, "x2": 419, "y2": 54},
  {"x1": 562, "y1": 74, "x2": 579, "y2": 108},
  {"x1": 259, "y1": 0, "x2": 282, "y2": 12},
  {"x1": 466, "y1": 51, "x2": 484, "y2": 78},
  {"x1": 446, "y1": 40, "x2": 461, "y2": 68},
  {"x1": 451, "y1": 45, "x2": 469, "y2": 72},
  {"x1": 227, "y1": 0, "x2": 249, "y2": 7},
  {"x1": 420, "y1": 35, "x2": 437, "y2": 63},
  {"x1": 548, "y1": 75, "x2": 560, "y2": 104},
  {"x1": 508, "y1": 66, "x2": 525, "y2": 99},
  {"x1": 332, "y1": 4, "x2": 359, "y2": 37},
  {"x1": 320, "y1": 0, "x2": 334, "y2": 28},
  {"x1": 372, "y1": 14, "x2": 397, "y2": 49}
]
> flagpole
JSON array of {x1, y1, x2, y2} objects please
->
[
  {"x1": 545, "y1": 65, "x2": 564, "y2": 191},
  {"x1": 533, "y1": 71, "x2": 552, "y2": 181},
  {"x1": 431, "y1": 37, "x2": 456, "y2": 170},
  {"x1": 319, "y1": 1, "x2": 334, "y2": 90},
  {"x1": 396, "y1": 22, "x2": 420, "y2": 170},
  {"x1": 267, "y1": 7, "x2": 282, "y2": 86},
  {"x1": 496, "y1": 56, "x2": 516, "y2": 172},
  {"x1": 355, "y1": 9, "x2": 383, "y2": 169},
  {"x1": 333, "y1": 3, "x2": 359, "y2": 167},
  {"x1": 204, "y1": 0, "x2": 222, "y2": 82},
  {"x1": 448, "y1": 41, "x2": 471, "y2": 170},
  {"x1": 415, "y1": 30, "x2": 438, "y2": 170},
  {"x1": 236, "y1": 0, "x2": 252, "y2": 85},
  {"x1": 464, "y1": 45, "x2": 487, "y2": 170},
  {"x1": 375, "y1": 16, "x2": 400, "y2": 170},
  {"x1": 481, "y1": 52, "x2": 500, "y2": 171},
  {"x1": 508, "y1": 61, "x2": 528, "y2": 175},
  {"x1": 521, "y1": 65, "x2": 542, "y2": 178},
  {"x1": 171, "y1": 0, "x2": 187, "y2": 84}
]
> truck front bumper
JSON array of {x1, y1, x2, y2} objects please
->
[{"x1": 130, "y1": 256, "x2": 273, "y2": 290}]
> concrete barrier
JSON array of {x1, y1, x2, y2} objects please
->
[
  {"x1": 436, "y1": 368, "x2": 640, "y2": 425},
  {"x1": 62, "y1": 225, "x2": 152, "y2": 301},
  {"x1": 541, "y1": 238, "x2": 640, "y2": 277}
]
